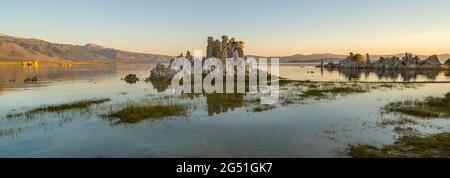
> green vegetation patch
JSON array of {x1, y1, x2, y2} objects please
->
[
  {"x1": 377, "y1": 117, "x2": 418, "y2": 126},
  {"x1": 105, "y1": 104, "x2": 187, "y2": 124},
  {"x1": 383, "y1": 92, "x2": 450, "y2": 118},
  {"x1": 252, "y1": 104, "x2": 276, "y2": 113},
  {"x1": 349, "y1": 132, "x2": 450, "y2": 158},
  {"x1": 7, "y1": 98, "x2": 111, "y2": 118}
]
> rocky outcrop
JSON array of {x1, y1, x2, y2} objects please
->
[
  {"x1": 419, "y1": 55, "x2": 441, "y2": 68},
  {"x1": 324, "y1": 62, "x2": 340, "y2": 68},
  {"x1": 339, "y1": 53, "x2": 365, "y2": 68},
  {"x1": 401, "y1": 52, "x2": 420, "y2": 66},
  {"x1": 372, "y1": 56, "x2": 402, "y2": 69},
  {"x1": 149, "y1": 63, "x2": 178, "y2": 81},
  {"x1": 149, "y1": 35, "x2": 247, "y2": 82},
  {"x1": 207, "y1": 35, "x2": 245, "y2": 61},
  {"x1": 323, "y1": 52, "x2": 444, "y2": 70},
  {"x1": 123, "y1": 74, "x2": 139, "y2": 84}
]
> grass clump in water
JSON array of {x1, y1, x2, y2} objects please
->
[
  {"x1": 348, "y1": 132, "x2": 450, "y2": 158},
  {"x1": 383, "y1": 92, "x2": 450, "y2": 118},
  {"x1": 377, "y1": 117, "x2": 418, "y2": 126},
  {"x1": 300, "y1": 86, "x2": 366, "y2": 98},
  {"x1": 252, "y1": 104, "x2": 276, "y2": 113},
  {"x1": 105, "y1": 104, "x2": 187, "y2": 124},
  {"x1": 7, "y1": 98, "x2": 111, "y2": 118}
]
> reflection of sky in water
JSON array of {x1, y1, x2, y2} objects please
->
[{"x1": 0, "y1": 64, "x2": 449, "y2": 157}]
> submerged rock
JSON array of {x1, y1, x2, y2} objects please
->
[{"x1": 123, "y1": 74, "x2": 139, "y2": 84}]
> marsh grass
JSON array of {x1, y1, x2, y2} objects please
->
[
  {"x1": 252, "y1": 104, "x2": 276, "y2": 112},
  {"x1": 279, "y1": 81, "x2": 418, "y2": 105},
  {"x1": 383, "y1": 92, "x2": 450, "y2": 118},
  {"x1": 6, "y1": 98, "x2": 111, "y2": 118},
  {"x1": 377, "y1": 117, "x2": 418, "y2": 126},
  {"x1": 0, "y1": 128, "x2": 23, "y2": 138},
  {"x1": 105, "y1": 104, "x2": 187, "y2": 124},
  {"x1": 349, "y1": 132, "x2": 450, "y2": 158}
]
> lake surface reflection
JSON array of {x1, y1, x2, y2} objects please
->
[
  {"x1": 279, "y1": 63, "x2": 450, "y2": 82},
  {"x1": 0, "y1": 63, "x2": 449, "y2": 157}
]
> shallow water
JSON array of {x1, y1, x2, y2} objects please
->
[{"x1": 0, "y1": 63, "x2": 449, "y2": 157}]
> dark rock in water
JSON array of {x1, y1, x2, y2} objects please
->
[
  {"x1": 24, "y1": 76, "x2": 38, "y2": 83},
  {"x1": 123, "y1": 74, "x2": 139, "y2": 84},
  {"x1": 323, "y1": 62, "x2": 340, "y2": 68}
]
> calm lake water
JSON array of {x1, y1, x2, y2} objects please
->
[{"x1": 0, "y1": 63, "x2": 449, "y2": 157}]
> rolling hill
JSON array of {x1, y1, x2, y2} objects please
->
[{"x1": 0, "y1": 34, "x2": 172, "y2": 63}]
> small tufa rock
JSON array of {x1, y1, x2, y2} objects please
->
[
  {"x1": 149, "y1": 63, "x2": 177, "y2": 81},
  {"x1": 324, "y1": 62, "x2": 340, "y2": 68},
  {"x1": 123, "y1": 74, "x2": 139, "y2": 84}
]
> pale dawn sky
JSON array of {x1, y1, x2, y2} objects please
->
[{"x1": 2, "y1": 0, "x2": 450, "y2": 56}]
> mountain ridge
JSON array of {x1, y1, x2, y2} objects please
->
[{"x1": 0, "y1": 34, "x2": 173, "y2": 63}]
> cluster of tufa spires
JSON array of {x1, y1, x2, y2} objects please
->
[
  {"x1": 150, "y1": 35, "x2": 247, "y2": 81},
  {"x1": 322, "y1": 52, "x2": 446, "y2": 69},
  {"x1": 207, "y1": 35, "x2": 245, "y2": 61}
]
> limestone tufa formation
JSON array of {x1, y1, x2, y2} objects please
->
[
  {"x1": 419, "y1": 55, "x2": 441, "y2": 67},
  {"x1": 149, "y1": 35, "x2": 246, "y2": 81},
  {"x1": 123, "y1": 74, "x2": 139, "y2": 84},
  {"x1": 149, "y1": 63, "x2": 178, "y2": 81},
  {"x1": 323, "y1": 52, "x2": 444, "y2": 70},
  {"x1": 207, "y1": 35, "x2": 245, "y2": 61}
]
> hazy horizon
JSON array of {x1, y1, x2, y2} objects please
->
[{"x1": 2, "y1": 0, "x2": 450, "y2": 56}]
